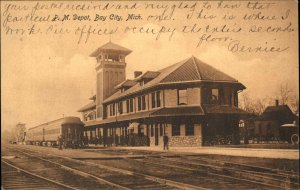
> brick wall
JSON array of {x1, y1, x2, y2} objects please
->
[{"x1": 169, "y1": 136, "x2": 202, "y2": 147}]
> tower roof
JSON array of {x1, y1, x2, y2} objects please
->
[{"x1": 90, "y1": 42, "x2": 132, "y2": 57}]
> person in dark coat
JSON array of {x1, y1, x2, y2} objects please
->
[
  {"x1": 163, "y1": 133, "x2": 169, "y2": 150},
  {"x1": 57, "y1": 135, "x2": 63, "y2": 150}
]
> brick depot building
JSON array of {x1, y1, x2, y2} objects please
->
[{"x1": 78, "y1": 42, "x2": 247, "y2": 147}]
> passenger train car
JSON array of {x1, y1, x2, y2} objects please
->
[{"x1": 26, "y1": 117, "x2": 84, "y2": 148}]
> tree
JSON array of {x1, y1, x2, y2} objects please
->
[
  {"x1": 277, "y1": 82, "x2": 299, "y2": 114},
  {"x1": 15, "y1": 123, "x2": 26, "y2": 143},
  {"x1": 239, "y1": 93, "x2": 267, "y2": 115}
]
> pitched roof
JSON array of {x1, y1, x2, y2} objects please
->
[
  {"x1": 84, "y1": 110, "x2": 157, "y2": 127},
  {"x1": 260, "y1": 105, "x2": 296, "y2": 122},
  {"x1": 103, "y1": 56, "x2": 245, "y2": 103},
  {"x1": 78, "y1": 102, "x2": 96, "y2": 112},
  {"x1": 161, "y1": 57, "x2": 237, "y2": 83},
  {"x1": 90, "y1": 42, "x2": 132, "y2": 57},
  {"x1": 135, "y1": 71, "x2": 161, "y2": 81},
  {"x1": 114, "y1": 80, "x2": 137, "y2": 89}
]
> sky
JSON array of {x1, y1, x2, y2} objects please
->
[{"x1": 1, "y1": 1, "x2": 298, "y2": 131}]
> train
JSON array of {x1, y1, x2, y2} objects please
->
[{"x1": 26, "y1": 117, "x2": 85, "y2": 148}]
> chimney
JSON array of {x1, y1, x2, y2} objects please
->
[
  {"x1": 275, "y1": 99, "x2": 279, "y2": 106},
  {"x1": 134, "y1": 71, "x2": 142, "y2": 78}
]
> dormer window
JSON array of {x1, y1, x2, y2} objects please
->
[
  {"x1": 115, "y1": 80, "x2": 137, "y2": 92},
  {"x1": 135, "y1": 71, "x2": 160, "y2": 86}
]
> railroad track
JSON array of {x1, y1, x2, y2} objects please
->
[
  {"x1": 6, "y1": 146, "x2": 204, "y2": 190},
  {"x1": 124, "y1": 157, "x2": 281, "y2": 189},
  {"x1": 180, "y1": 155, "x2": 300, "y2": 182},
  {"x1": 4, "y1": 145, "x2": 299, "y2": 189},
  {"x1": 140, "y1": 156, "x2": 299, "y2": 189},
  {"x1": 1, "y1": 160, "x2": 73, "y2": 190},
  {"x1": 180, "y1": 155, "x2": 299, "y2": 175},
  {"x1": 2, "y1": 147, "x2": 126, "y2": 190},
  {"x1": 86, "y1": 148, "x2": 299, "y2": 189}
]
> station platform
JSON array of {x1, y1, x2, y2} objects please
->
[
  {"x1": 115, "y1": 146, "x2": 300, "y2": 160},
  {"x1": 9, "y1": 144, "x2": 299, "y2": 160}
]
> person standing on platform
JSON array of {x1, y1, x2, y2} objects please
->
[
  {"x1": 163, "y1": 133, "x2": 169, "y2": 150},
  {"x1": 57, "y1": 135, "x2": 63, "y2": 150}
]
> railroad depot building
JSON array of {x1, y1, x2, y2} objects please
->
[{"x1": 78, "y1": 42, "x2": 247, "y2": 147}]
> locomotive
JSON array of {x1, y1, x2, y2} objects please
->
[{"x1": 26, "y1": 117, "x2": 85, "y2": 148}]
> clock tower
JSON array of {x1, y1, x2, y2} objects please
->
[{"x1": 90, "y1": 42, "x2": 132, "y2": 119}]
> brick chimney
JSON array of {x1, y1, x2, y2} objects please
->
[
  {"x1": 275, "y1": 99, "x2": 279, "y2": 106},
  {"x1": 134, "y1": 71, "x2": 142, "y2": 78}
]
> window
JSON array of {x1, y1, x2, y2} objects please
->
[
  {"x1": 151, "y1": 92, "x2": 155, "y2": 108},
  {"x1": 126, "y1": 99, "x2": 130, "y2": 113},
  {"x1": 138, "y1": 95, "x2": 146, "y2": 111},
  {"x1": 130, "y1": 98, "x2": 134, "y2": 112},
  {"x1": 96, "y1": 55, "x2": 102, "y2": 63},
  {"x1": 185, "y1": 124, "x2": 194, "y2": 136},
  {"x1": 156, "y1": 91, "x2": 161, "y2": 107},
  {"x1": 178, "y1": 89, "x2": 188, "y2": 105},
  {"x1": 172, "y1": 124, "x2": 180, "y2": 136},
  {"x1": 151, "y1": 91, "x2": 161, "y2": 109},
  {"x1": 118, "y1": 102, "x2": 123, "y2": 114},
  {"x1": 138, "y1": 97, "x2": 141, "y2": 111},
  {"x1": 110, "y1": 103, "x2": 115, "y2": 116},
  {"x1": 211, "y1": 89, "x2": 219, "y2": 104}
]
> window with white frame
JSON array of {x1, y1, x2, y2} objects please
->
[
  {"x1": 138, "y1": 95, "x2": 146, "y2": 111},
  {"x1": 151, "y1": 91, "x2": 161, "y2": 108},
  {"x1": 126, "y1": 99, "x2": 134, "y2": 113}
]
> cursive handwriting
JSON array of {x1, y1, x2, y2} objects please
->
[{"x1": 228, "y1": 40, "x2": 289, "y2": 53}]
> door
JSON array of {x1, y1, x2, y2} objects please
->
[{"x1": 155, "y1": 124, "x2": 159, "y2": 146}]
